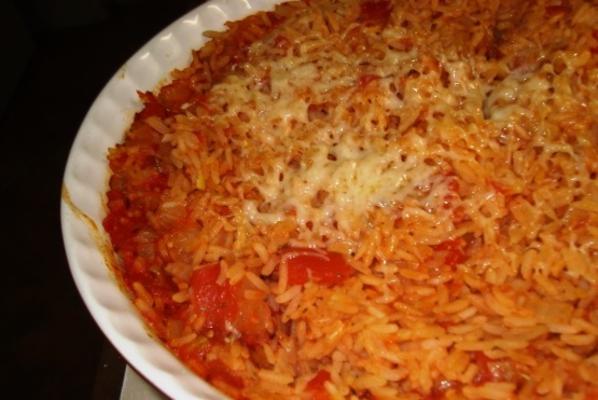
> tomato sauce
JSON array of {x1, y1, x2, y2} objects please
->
[
  {"x1": 306, "y1": 370, "x2": 331, "y2": 400},
  {"x1": 432, "y1": 238, "x2": 467, "y2": 267},
  {"x1": 425, "y1": 379, "x2": 461, "y2": 399},
  {"x1": 471, "y1": 352, "x2": 516, "y2": 385},
  {"x1": 178, "y1": 343, "x2": 244, "y2": 390},
  {"x1": 205, "y1": 360, "x2": 245, "y2": 389}
]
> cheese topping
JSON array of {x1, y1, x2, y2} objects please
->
[
  {"x1": 192, "y1": 6, "x2": 595, "y2": 246},
  {"x1": 205, "y1": 32, "x2": 466, "y2": 239}
]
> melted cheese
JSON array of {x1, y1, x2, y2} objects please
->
[
  {"x1": 245, "y1": 135, "x2": 436, "y2": 236},
  {"x1": 203, "y1": 28, "x2": 486, "y2": 241},
  {"x1": 206, "y1": 32, "x2": 450, "y2": 239},
  {"x1": 201, "y1": 18, "x2": 590, "y2": 242}
]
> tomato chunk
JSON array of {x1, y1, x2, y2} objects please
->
[
  {"x1": 285, "y1": 248, "x2": 354, "y2": 286},
  {"x1": 135, "y1": 91, "x2": 166, "y2": 121},
  {"x1": 190, "y1": 263, "x2": 238, "y2": 336},
  {"x1": 307, "y1": 370, "x2": 331, "y2": 400},
  {"x1": 190, "y1": 264, "x2": 271, "y2": 344},
  {"x1": 158, "y1": 78, "x2": 195, "y2": 111}
]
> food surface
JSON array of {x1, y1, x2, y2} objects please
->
[{"x1": 103, "y1": 0, "x2": 598, "y2": 398}]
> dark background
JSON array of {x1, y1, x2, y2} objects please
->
[{"x1": 2, "y1": 0, "x2": 201, "y2": 398}]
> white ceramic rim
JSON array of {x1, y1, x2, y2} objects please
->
[{"x1": 60, "y1": 1, "x2": 283, "y2": 398}]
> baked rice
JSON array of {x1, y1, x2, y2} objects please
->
[{"x1": 104, "y1": 0, "x2": 598, "y2": 398}]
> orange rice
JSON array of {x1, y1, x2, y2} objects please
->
[{"x1": 104, "y1": 0, "x2": 598, "y2": 398}]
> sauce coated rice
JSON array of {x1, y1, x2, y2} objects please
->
[{"x1": 104, "y1": 0, "x2": 598, "y2": 398}]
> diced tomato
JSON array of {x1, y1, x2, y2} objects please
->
[
  {"x1": 306, "y1": 370, "x2": 331, "y2": 400},
  {"x1": 190, "y1": 264, "x2": 238, "y2": 336},
  {"x1": 136, "y1": 91, "x2": 166, "y2": 121},
  {"x1": 285, "y1": 248, "x2": 354, "y2": 286},
  {"x1": 158, "y1": 78, "x2": 195, "y2": 111},
  {"x1": 190, "y1": 264, "x2": 271, "y2": 344},
  {"x1": 432, "y1": 239, "x2": 466, "y2": 267},
  {"x1": 287, "y1": 256, "x2": 309, "y2": 285},
  {"x1": 359, "y1": 0, "x2": 392, "y2": 25}
]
